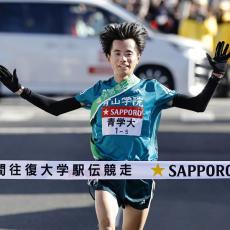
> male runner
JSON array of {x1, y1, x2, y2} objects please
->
[{"x1": 0, "y1": 22, "x2": 229, "y2": 230}]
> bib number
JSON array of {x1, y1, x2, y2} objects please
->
[{"x1": 102, "y1": 106, "x2": 143, "y2": 136}]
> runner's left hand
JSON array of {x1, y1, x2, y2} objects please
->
[{"x1": 206, "y1": 41, "x2": 230, "y2": 75}]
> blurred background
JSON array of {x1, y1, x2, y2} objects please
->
[
  {"x1": 114, "y1": 0, "x2": 230, "y2": 53},
  {"x1": 0, "y1": 0, "x2": 230, "y2": 229},
  {"x1": 0, "y1": 0, "x2": 230, "y2": 97}
]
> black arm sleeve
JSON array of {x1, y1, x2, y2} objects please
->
[
  {"x1": 172, "y1": 75, "x2": 220, "y2": 112},
  {"x1": 20, "y1": 88, "x2": 81, "y2": 116}
]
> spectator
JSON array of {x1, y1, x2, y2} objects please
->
[
  {"x1": 146, "y1": 0, "x2": 180, "y2": 34},
  {"x1": 71, "y1": 15, "x2": 94, "y2": 37},
  {"x1": 126, "y1": 0, "x2": 150, "y2": 21},
  {"x1": 215, "y1": 0, "x2": 230, "y2": 62},
  {"x1": 178, "y1": 0, "x2": 217, "y2": 52},
  {"x1": 113, "y1": 0, "x2": 150, "y2": 21}
]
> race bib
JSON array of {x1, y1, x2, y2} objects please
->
[{"x1": 102, "y1": 106, "x2": 143, "y2": 136}]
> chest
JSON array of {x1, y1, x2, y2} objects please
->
[{"x1": 96, "y1": 89, "x2": 156, "y2": 136}]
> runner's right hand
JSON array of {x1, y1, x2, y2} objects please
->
[{"x1": 0, "y1": 65, "x2": 21, "y2": 93}]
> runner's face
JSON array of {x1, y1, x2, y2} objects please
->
[{"x1": 107, "y1": 39, "x2": 140, "y2": 82}]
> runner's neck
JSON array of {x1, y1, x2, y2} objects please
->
[{"x1": 114, "y1": 74, "x2": 132, "y2": 83}]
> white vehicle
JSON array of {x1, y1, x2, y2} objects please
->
[{"x1": 0, "y1": 0, "x2": 210, "y2": 96}]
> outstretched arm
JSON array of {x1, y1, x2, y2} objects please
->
[
  {"x1": 172, "y1": 75, "x2": 219, "y2": 112},
  {"x1": 0, "y1": 65, "x2": 81, "y2": 116},
  {"x1": 20, "y1": 88, "x2": 81, "y2": 116},
  {"x1": 173, "y1": 41, "x2": 230, "y2": 112}
]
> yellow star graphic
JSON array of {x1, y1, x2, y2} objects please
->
[{"x1": 151, "y1": 164, "x2": 165, "y2": 176}]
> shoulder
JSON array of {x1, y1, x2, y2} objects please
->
[
  {"x1": 100, "y1": 77, "x2": 114, "y2": 86},
  {"x1": 142, "y1": 79, "x2": 176, "y2": 95},
  {"x1": 140, "y1": 79, "x2": 157, "y2": 92},
  {"x1": 90, "y1": 77, "x2": 115, "y2": 94}
]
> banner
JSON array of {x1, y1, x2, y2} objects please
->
[{"x1": 1, "y1": 161, "x2": 230, "y2": 180}]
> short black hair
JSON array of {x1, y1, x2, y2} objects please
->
[{"x1": 99, "y1": 22, "x2": 148, "y2": 57}]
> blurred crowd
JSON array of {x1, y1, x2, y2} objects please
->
[{"x1": 112, "y1": 0, "x2": 230, "y2": 54}]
